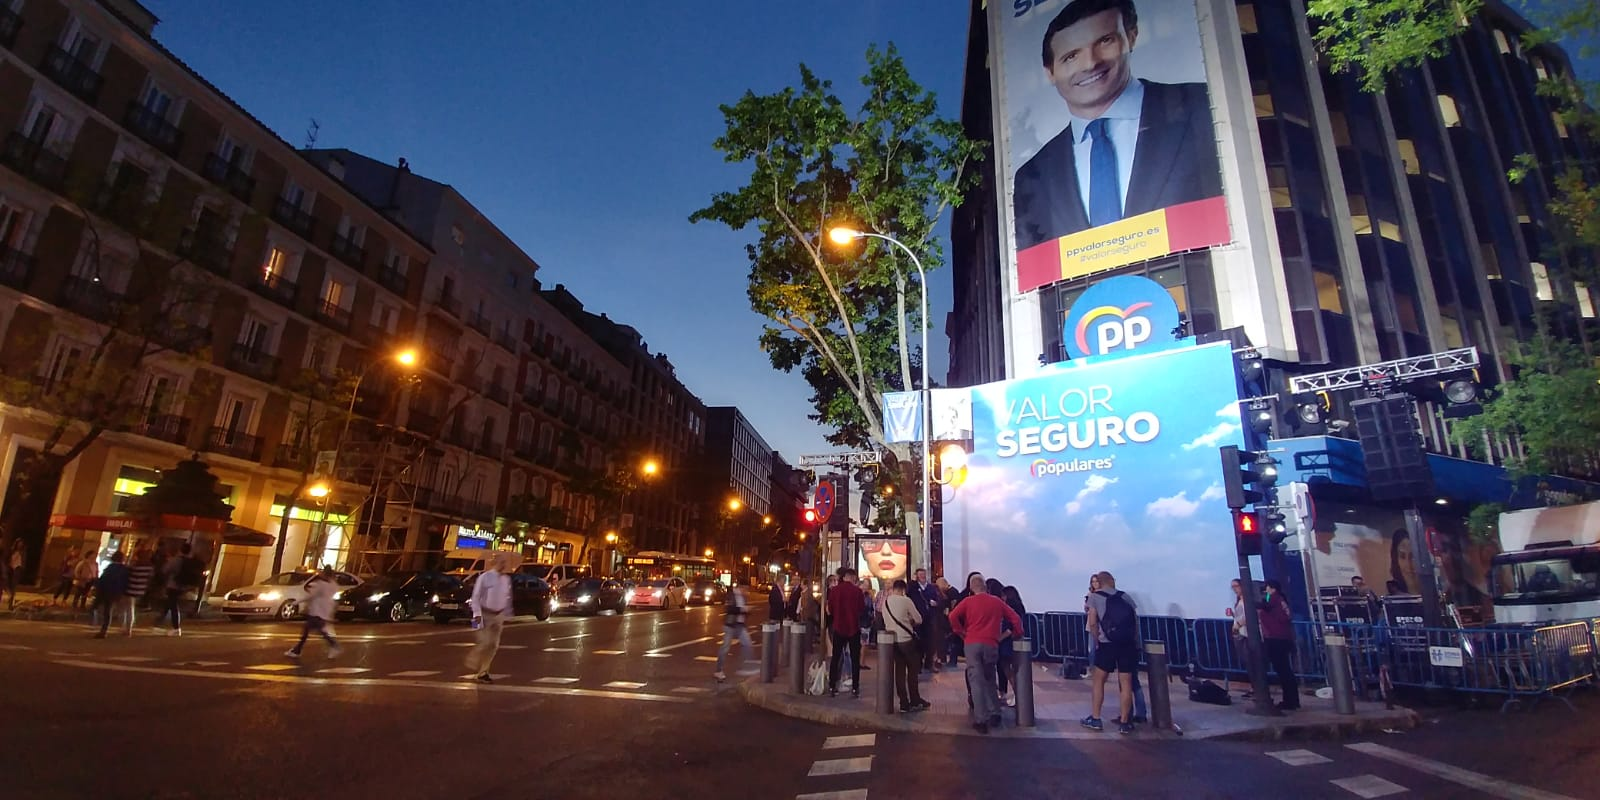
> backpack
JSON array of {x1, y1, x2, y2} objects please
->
[
  {"x1": 176, "y1": 555, "x2": 205, "y2": 589},
  {"x1": 1097, "y1": 590, "x2": 1138, "y2": 646},
  {"x1": 1188, "y1": 678, "x2": 1233, "y2": 706}
]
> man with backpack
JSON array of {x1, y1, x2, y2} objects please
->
[
  {"x1": 1082, "y1": 570, "x2": 1139, "y2": 734},
  {"x1": 714, "y1": 582, "x2": 751, "y2": 682}
]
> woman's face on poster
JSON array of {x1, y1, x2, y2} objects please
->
[{"x1": 864, "y1": 539, "x2": 908, "y2": 581}]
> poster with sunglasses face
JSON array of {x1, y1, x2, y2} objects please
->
[{"x1": 857, "y1": 536, "x2": 911, "y2": 589}]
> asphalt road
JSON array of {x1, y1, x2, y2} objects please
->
[{"x1": 2, "y1": 608, "x2": 1596, "y2": 800}]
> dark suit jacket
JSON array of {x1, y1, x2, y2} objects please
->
[{"x1": 1012, "y1": 79, "x2": 1221, "y2": 250}]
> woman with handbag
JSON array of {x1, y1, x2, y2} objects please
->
[{"x1": 883, "y1": 580, "x2": 930, "y2": 712}]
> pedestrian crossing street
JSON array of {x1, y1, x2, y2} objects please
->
[{"x1": 1263, "y1": 743, "x2": 1580, "y2": 799}]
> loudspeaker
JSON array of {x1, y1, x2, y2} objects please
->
[{"x1": 1352, "y1": 395, "x2": 1434, "y2": 503}]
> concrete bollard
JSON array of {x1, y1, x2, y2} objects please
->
[
  {"x1": 761, "y1": 622, "x2": 780, "y2": 683},
  {"x1": 788, "y1": 622, "x2": 807, "y2": 695},
  {"x1": 877, "y1": 630, "x2": 897, "y2": 714},
  {"x1": 1015, "y1": 638, "x2": 1036, "y2": 728},
  {"x1": 1146, "y1": 641, "x2": 1172, "y2": 731},
  {"x1": 1325, "y1": 633, "x2": 1356, "y2": 715}
]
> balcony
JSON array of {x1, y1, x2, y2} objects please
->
[
  {"x1": 149, "y1": 319, "x2": 210, "y2": 353},
  {"x1": 314, "y1": 299, "x2": 352, "y2": 331},
  {"x1": 405, "y1": 408, "x2": 440, "y2": 434},
  {"x1": 131, "y1": 413, "x2": 190, "y2": 446},
  {"x1": 458, "y1": 372, "x2": 484, "y2": 395},
  {"x1": 474, "y1": 437, "x2": 502, "y2": 458},
  {"x1": 201, "y1": 153, "x2": 255, "y2": 204},
  {"x1": 465, "y1": 310, "x2": 491, "y2": 337},
  {"x1": 178, "y1": 226, "x2": 234, "y2": 277},
  {"x1": 1, "y1": 132, "x2": 67, "y2": 191},
  {"x1": 0, "y1": 245, "x2": 34, "y2": 290},
  {"x1": 513, "y1": 441, "x2": 537, "y2": 462},
  {"x1": 226, "y1": 343, "x2": 280, "y2": 382},
  {"x1": 251, "y1": 270, "x2": 298, "y2": 308},
  {"x1": 205, "y1": 426, "x2": 262, "y2": 461},
  {"x1": 461, "y1": 500, "x2": 494, "y2": 523},
  {"x1": 485, "y1": 383, "x2": 509, "y2": 406},
  {"x1": 492, "y1": 328, "x2": 518, "y2": 353},
  {"x1": 376, "y1": 264, "x2": 408, "y2": 295},
  {"x1": 58, "y1": 275, "x2": 121, "y2": 318},
  {"x1": 430, "y1": 288, "x2": 461, "y2": 319},
  {"x1": 121, "y1": 102, "x2": 183, "y2": 157},
  {"x1": 0, "y1": 5, "x2": 20, "y2": 49},
  {"x1": 271, "y1": 197, "x2": 315, "y2": 240},
  {"x1": 329, "y1": 232, "x2": 366, "y2": 268},
  {"x1": 275, "y1": 442, "x2": 305, "y2": 466},
  {"x1": 41, "y1": 45, "x2": 102, "y2": 105},
  {"x1": 423, "y1": 338, "x2": 456, "y2": 367},
  {"x1": 93, "y1": 173, "x2": 152, "y2": 234}
]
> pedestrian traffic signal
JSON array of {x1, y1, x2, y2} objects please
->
[
  {"x1": 1219, "y1": 445, "x2": 1279, "y2": 509},
  {"x1": 803, "y1": 508, "x2": 818, "y2": 525},
  {"x1": 1233, "y1": 509, "x2": 1262, "y2": 556}
]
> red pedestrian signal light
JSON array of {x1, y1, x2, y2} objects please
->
[
  {"x1": 1234, "y1": 509, "x2": 1262, "y2": 556},
  {"x1": 803, "y1": 508, "x2": 818, "y2": 524}
]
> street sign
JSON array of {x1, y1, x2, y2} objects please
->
[
  {"x1": 815, "y1": 481, "x2": 835, "y2": 522},
  {"x1": 799, "y1": 451, "x2": 881, "y2": 467}
]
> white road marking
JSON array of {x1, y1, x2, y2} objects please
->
[
  {"x1": 316, "y1": 667, "x2": 371, "y2": 675},
  {"x1": 245, "y1": 664, "x2": 298, "y2": 671},
  {"x1": 174, "y1": 660, "x2": 228, "y2": 667},
  {"x1": 48, "y1": 651, "x2": 94, "y2": 657},
  {"x1": 808, "y1": 756, "x2": 873, "y2": 777},
  {"x1": 737, "y1": 668, "x2": 760, "y2": 676},
  {"x1": 672, "y1": 686, "x2": 710, "y2": 694},
  {"x1": 645, "y1": 635, "x2": 714, "y2": 654},
  {"x1": 549, "y1": 633, "x2": 588, "y2": 642},
  {"x1": 643, "y1": 653, "x2": 672, "y2": 658},
  {"x1": 442, "y1": 642, "x2": 475, "y2": 647},
  {"x1": 0, "y1": 644, "x2": 34, "y2": 650},
  {"x1": 1330, "y1": 775, "x2": 1407, "y2": 798},
  {"x1": 458, "y1": 673, "x2": 511, "y2": 681},
  {"x1": 796, "y1": 791, "x2": 868, "y2": 800},
  {"x1": 533, "y1": 676, "x2": 579, "y2": 684},
  {"x1": 1267, "y1": 749, "x2": 1333, "y2": 767},
  {"x1": 604, "y1": 681, "x2": 646, "y2": 689},
  {"x1": 1346, "y1": 742, "x2": 1580, "y2": 800},
  {"x1": 106, "y1": 656, "x2": 159, "y2": 663},
  {"x1": 497, "y1": 645, "x2": 527, "y2": 650},
  {"x1": 694, "y1": 655, "x2": 718, "y2": 662},
  {"x1": 385, "y1": 641, "x2": 425, "y2": 646},
  {"x1": 389, "y1": 670, "x2": 440, "y2": 677},
  {"x1": 823, "y1": 734, "x2": 877, "y2": 750},
  {"x1": 543, "y1": 647, "x2": 577, "y2": 653},
  {"x1": 593, "y1": 649, "x2": 625, "y2": 655}
]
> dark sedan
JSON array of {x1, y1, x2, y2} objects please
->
[
  {"x1": 336, "y1": 571, "x2": 460, "y2": 623},
  {"x1": 686, "y1": 580, "x2": 727, "y2": 606},
  {"x1": 432, "y1": 571, "x2": 554, "y2": 624},
  {"x1": 553, "y1": 577, "x2": 627, "y2": 615}
]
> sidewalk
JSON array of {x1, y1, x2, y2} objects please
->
[
  {"x1": 0, "y1": 590, "x2": 225, "y2": 622},
  {"x1": 740, "y1": 657, "x2": 1418, "y2": 741}
]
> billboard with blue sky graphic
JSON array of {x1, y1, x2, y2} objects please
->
[{"x1": 941, "y1": 341, "x2": 1244, "y2": 619}]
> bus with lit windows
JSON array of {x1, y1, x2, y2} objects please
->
[{"x1": 619, "y1": 551, "x2": 716, "y2": 583}]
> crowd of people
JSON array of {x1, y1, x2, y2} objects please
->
[{"x1": 15, "y1": 541, "x2": 207, "y2": 637}]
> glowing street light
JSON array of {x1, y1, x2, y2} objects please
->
[
  {"x1": 728, "y1": 498, "x2": 741, "y2": 511},
  {"x1": 394, "y1": 348, "x2": 418, "y2": 367},
  {"x1": 762, "y1": 515, "x2": 771, "y2": 525},
  {"x1": 306, "y1": 482, "x2": 330, "y2": 499},
  {"x1": 642, "y1": 459, "x2": 659, "y2": 476},
  {"x1": 703, "y1": 548, "x2": 714, "y2": 558},
  {"x1": 605, "y1": 531, "x2": 618, "y2": 544}
]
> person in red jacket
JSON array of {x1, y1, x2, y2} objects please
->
[
  {"x1": 827, "y1": 568, "x2": 868, "y2": 698},
  {"x1": 1259, "y1": 579, "x2": 1300, "y2": 710},
  {"x1": 948, "y1": 573, "x2": 1024, "y2": 734}
]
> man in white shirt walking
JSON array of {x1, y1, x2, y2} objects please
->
[
  {"x1": 468, "y1": 553, "x2": 513, "y2": 684},
  {"x1": 713, "y1": 583, "x2": 750, "y2": 682},
  {"x1": 285, "y1": 567, "x2": 342, "y2": 659}
]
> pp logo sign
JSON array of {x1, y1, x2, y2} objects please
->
[{"x1": 1060, "y1": 275, "x2": 1182, "y2": 361}]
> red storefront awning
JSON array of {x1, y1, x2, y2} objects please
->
[{"x1": 49, "y1": 514, "x2": 273, "y2": 546}]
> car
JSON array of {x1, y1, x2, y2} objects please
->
[
  {"x1": 538, "y1": 563, "x2": 594, "y2": 589},
  {"x1": 554, "y1": 577, "x2": 627, "y2": 615},
  {"x1": 432, "y1": 570, "x2": 555, "y2": 624},
  {"x1": 686, "y1": 580, "x2": 727, "y2": 606},
  {"x1": 336, "y1": 570, "x2": 461, "y2": 622},
  {"x1": 222, "y1": 570, "x2": 362, "y2": 621},
  {"x1": 628, "y1": 577, "x2": 689, "y2": 610}
]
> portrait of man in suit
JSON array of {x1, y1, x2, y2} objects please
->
[{"x1": 1012, "y1": 0, "x2": 1222, "y2": 251}]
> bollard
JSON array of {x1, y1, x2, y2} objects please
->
[
  {"x1": 877, "y1": 630, "x2": 898, "y2": 714},
  {"x1": 1015, "y1": 638, "x2": 1036, "y2": 728},
  {"x1": 788, "y1": 622, "x2": 807, "y2": 695},
  {"x1": 1325, "y1": 633, "x2": 1356, "y2": 715},
  {"x1": 1146, "y1": 641, "x2": 1172, "y2": 731},
  {"x1": 761, "y1": 623, "x2": 780, "y2": 683}
]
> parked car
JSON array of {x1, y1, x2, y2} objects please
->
[
  {"x1": 554, "y1": 577, "x2": 628, "y2": 615},
  {"x1": 432, "y1": 570, "x2": 555, "y2": 624},
  {"x1": 538, "y1": 563, "x2": 594, "y2": 589},
  {"x1": 223, "y1": 570, "x2": 362, "y2": 621},
  {"x1": 336, "y1": 570, "x2": 461, "y2": 622},
  {"x1": 628, "y1": 577, "x2": 689, "y2": 610},
  {"x1": 686, "y1": 580, "x2": 726, "y2": 606}
]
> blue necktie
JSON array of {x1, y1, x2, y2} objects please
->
[{"x1": 1086, "y1": 118, "x2": 1122, "y2": 227}]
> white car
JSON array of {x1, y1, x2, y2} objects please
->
[
  {"x1": 628, "y1": 577, "x2": 689, "y2": 610},
  {"x1": 223, "y1": 570, "x2": 363, "y2": 621}
]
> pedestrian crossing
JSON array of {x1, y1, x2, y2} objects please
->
[
  {"x1": 1262, "y1": 744, "x2": 1580, "y2": 799},
  {"x1": 797, "y1": 734, "x2": 876, "y2": 800}
]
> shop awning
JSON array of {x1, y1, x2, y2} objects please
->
[
  {"x1": 48, "y1": 514, "x2": 274, "y2": 547},
  {"x1": 221, "y1": 524, "x2": 274, "y2": 547}
]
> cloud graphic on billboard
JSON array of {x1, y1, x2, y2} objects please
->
[
  {"x1": 1146, "y1": 483, "x2": 1226, "y2": 519},
  {"x1": 1065, "y1": 473, "x2": 1119, "y2": 515}
]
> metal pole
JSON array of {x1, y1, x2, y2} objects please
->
[
  {"x1": 1405, "y1": 506, "x2": 1443, "y2": 628},
  {"x1": 877, "y1": 630, "x2": 897, "y2": 714},
  {"x1": 1015, "y1": 637, "x2": 1036, "y2": 727},
  {"x1": 1325, "y1": 633, "x2": 1356, "y2": 715},
  {"x1": 787, "y1": 621, "x2": 806, "y2": 695},
  {"x1": 761, "y1": 622, "x2": 780, "y2": 683},
  {"x1": 1146, "y1": 640, "x2": 1173, "y2": 730},
  {"x1": 1236, "y1": 553, "x2": 1281, "y2": 716}
]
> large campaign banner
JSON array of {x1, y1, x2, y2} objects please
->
[
  {"x1": 996, "y1": 0, "x2": 1231, "y2": 293},
  {"x1": 941, "y1": 341, "x2": 1244, "y2": 618}
]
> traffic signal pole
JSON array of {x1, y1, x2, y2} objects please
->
[{"x1": 1234, "y1": 550, "x2": 1280, "y2": 717}]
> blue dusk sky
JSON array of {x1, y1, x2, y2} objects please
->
[{"x1": 140, "y1": 1, "x2": 972, "y2": 464}]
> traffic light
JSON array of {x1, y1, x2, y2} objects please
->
[
  {"x1": 1219, "y1": 445, "x2": 1279, "y2": 509},
  {"x1": 1262, "y1": 508, "x2": 1289, "y2": 545},
  {"x1": 1233, "y1": 510, "x2": 1262, "y2": 556},
  {"x1": 803, "y1": 508, "x2": 818, "y2": 525}
]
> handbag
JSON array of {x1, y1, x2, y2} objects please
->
[{"x1": 806, "y1": 660, "x2": 828, "y2": 696}]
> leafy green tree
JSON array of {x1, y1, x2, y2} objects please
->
[
  {"x1": 1450, "y1": 336, "x2": 1600, "y2": 478},
  {"x1": 691, "y1": 45, "x2": 981, "y2": 542}
]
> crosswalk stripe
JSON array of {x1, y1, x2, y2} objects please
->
[
  {"x1": 389, "y1": 670, "x2": 440, "y2": 677},
  {"x1": 694, "y1": 655, "x2": 718, "y2": 662},
  {"x1": 808, "y1": 757, "x2": 873, "y2": 777},
  {"x1": 544, "y1": 647, "x2": 577, "y2": 652},
  {"x1": 458, "y1": 673, "x2": 510, "y2": 680},
  {"x1": 0, "y1": 644, "x2": 34, "y2": 650},
  {"x1": 106, "y1": 656, "x2": 159, "y2": 663},
  {"x1": 593, "y1": 650, "x2": 625, "y2": 655},
  {"x1": 174, "y1": 660, "x2": 228, "y2": 667},
  {"x1": 533, "y1": 676, "x2": 579, "y2": 684},
  {"x1": 1345, "y1": 742, "x2": 1580, "y2": 800},
  {"x1": 386, "y1": 641, "x2": 425, "y2": 645},
  {"x1": 823, "y1": 734, "x2": 877, "y2": 750},
  {"x1": 672, "y1": 686, "x2": 711, "y2": 694},
  {"x1": 604, "y1": 681, "x2": 646, "y2": 689},
  {"x1": 442, "y1": 642, "x2": 475, "y2": 647},
  {"x1": 1330, "y1": 775, "x2": 1407, "y2": 798},
  {"x1": 1267, "y1": 749, "x2": 1333, "y2": 767},
  {"x1": 316, "y1": 667, "x2": 370, "y2": 675},
  {"x1": 497, "y1": 645, "x2": 527, "y2": 650},
  {"x1": 796, "y1": 791, "x2": 868, "y2": 800},
  {"x1": 643, "y1": 653, "x2": 672, "y2": 658},
  {"x1": 245, "y1": 664, "x2": 298, "y2": 671}
]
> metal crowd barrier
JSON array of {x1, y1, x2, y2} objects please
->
[{"x1": 1023, "y1": 610, "x2": 1600, "y2": 711}]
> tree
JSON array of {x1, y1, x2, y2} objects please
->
[
  {"x1": 1450, "y1": 335, "x2": 1600, "y2": 479},
  {"x1": 266, "y1": 348, "x2": 362, "y2": 575},
  {"x1": 690, "y1": 45, "x2": 981, "y2": 544}
]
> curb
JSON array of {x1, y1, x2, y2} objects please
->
[{"x1": 738, "y1": 678, "x2": 1420, "y2": 741}]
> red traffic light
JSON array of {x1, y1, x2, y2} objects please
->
[
  {"x1": 1233, "y1": 510, "x2": 1262, "y2": 556},
  {"x1": 803, "y1": 508, "x2": 818, "y2": 524}
]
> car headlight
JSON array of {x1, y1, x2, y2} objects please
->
[
  {"x1": 653, "y1": 589, "x2": 664, "y2": 598},
  {"x1": 704, "y1": 589, "x2": 713, "y2": 598},
  {"x1": 334, "y1": 591, "x2": 343, "y2": 600},
  {"x1": 371, "y1": 592, "x2": 388, "y2": 601},
  {"x1": 430, "y1": 593, "x2": 440, "y2": 603},
  {"x1": 259, "y1": 591, "x2": 282, "y2": 602},
  {"x1": 576, "y1": 594, "x2": 592, "y2": 604}
]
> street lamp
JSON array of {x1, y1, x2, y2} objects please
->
[
  {"x1": 314, "y1": 346, "x2": 420, "y2": 567},
  {"x1": 828, "y1": 226, "x2": 931, "y2": 573},
  {"x1": 306, "y1": 482, "x2": 330, "y2": 500},
  {"x1": 728, "y1": 498, "x2": 741, "y2": 511},
  {"x1": 642, "y1": 459, "x2": 659, "y2": 476},
  {"x1": 704, "y1": 548, "x2": 714, "y2": 559}
]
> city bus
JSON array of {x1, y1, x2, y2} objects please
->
[{"x1": 620, "y1": 551, "x2": 717, "y2": 583}]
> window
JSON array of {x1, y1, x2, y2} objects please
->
[
  {"x1": 1437, "y1": 95, "x2": 1462, "y2": 128},
  {"x1": 282, "y1": 178, "x2": 312, "y2": 211},
  {"x1": 1313, "y1": 271, "x2": 1345, "y2": 313},
  {"x1": 216, "y1": 394, "x2": 255, "y2": 435},
  {"x1": 386, "y1": 247, "x2": 408, "y2": 275},
  {"x1": 1267, "y1": 167, "x2": 1291, "y2": 209},
  {"x1": 217, "y1": 132, "x2": 250, "y2": 169},
  {"x1": 23, "y1": 100, "x2": 65, "y2": 146},
  {"x1": 1253, "y1": 80, "x2": 1274, "y2": 118},
  {"x1": 1348, "y1": 194, "x2": 1371, "y2": 236},
  {"x1": 1493, "y1": 29, "x2": 1513, "y2": 55},
  {"x1": 523, "y1": 365, "x2": 541, "y2": 394},
  {"x1": 237, "y1": 316, "x2": 274, "y2": 352},
  {"x1": 0, "y1": 199, "x2": 31, "y2": 252},
  {"x1": 322, "y1": 276, "x2": 349, "y2": 309},
  {"x1": 262, "y1": 244, "x2": 292, "y2": 281},
  {"x1": 1531, "y1": 263, "x2": 1553, "y2": 301},
  {"x1": 61, "y1": 19, "x2": 103, "y2": 65},
  {"x1": 1552, "y1": 112, "x2": 1569, "y2": 139},
  {"x1": 505, "y1": 271, "x2": 519, "y2": 290},
  {"x1": 1327, "y1": 112, "x2": 1351, "y2": 148},
  {"x1": 140, "y1": 372, "x2": 178, "y2": 419},
  {"x1": 43, "y1": 339, "x2": 87, "y2": 392},
  {"x1": 372, "y1": 301, "x2": 398, "y2": 333},
  {"x1": 304, "y1": 340, "x2": 335, "y2": 373},
  {"x1": 1395, "y1": 140, "x2": 1420, "y2": 176},
  {"x1": 337, "y1": 217, "x2": 365, "y2": 246},
  {"x1": 139, "y1": 80, "x2": 175, "y2": 120},
  {"x1": 1236, "y1": 3, "x2": 1258, "y2": 33}
]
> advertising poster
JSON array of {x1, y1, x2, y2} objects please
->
[
  {"x1": 997, "y1": 0, "x2": 1230, "y2": 292},
  {"x1": 857, "y1": 535, "x2": 911, "y2": 593},
  {"x1": 941, "y1": 341, "x2": 1243, "y2": 618}
]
